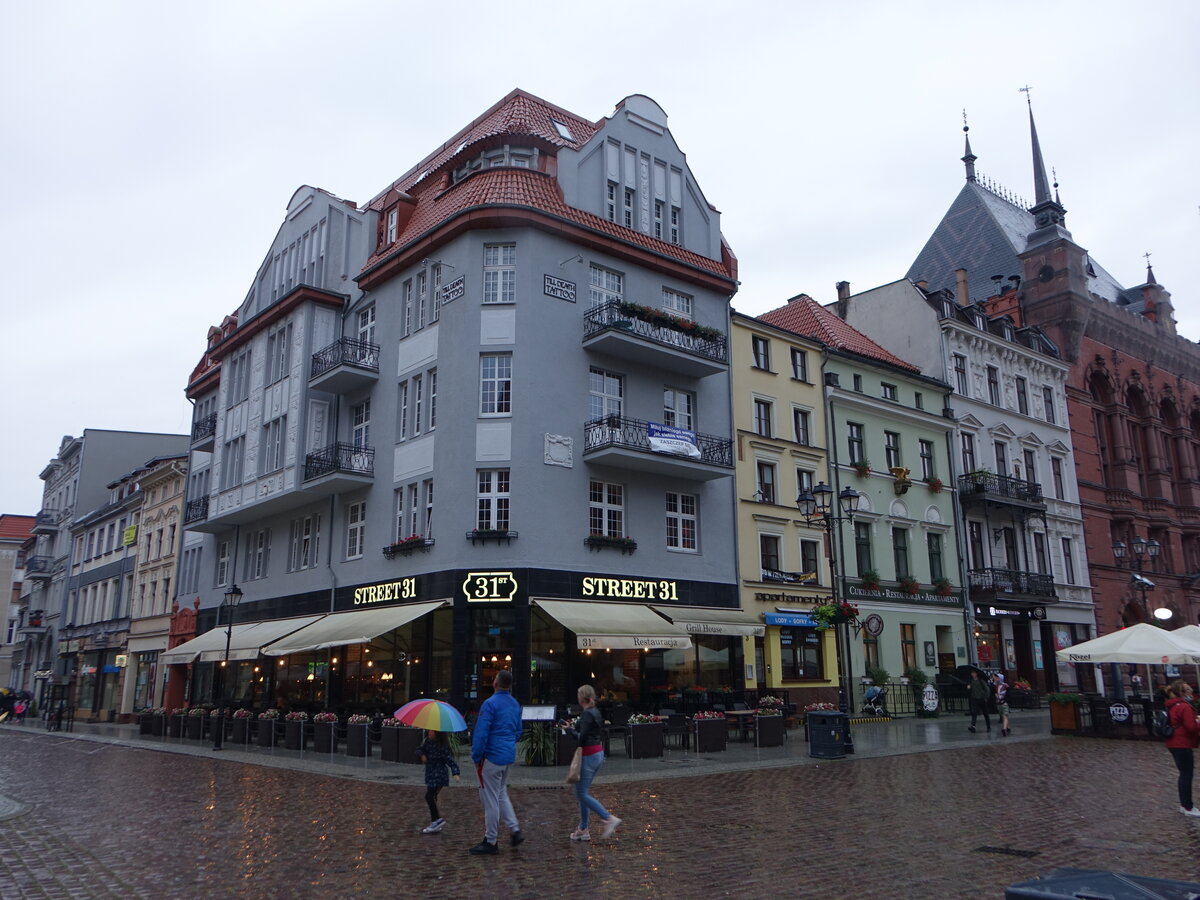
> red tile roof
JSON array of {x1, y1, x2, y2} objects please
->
[
  {"x1": 364, "y1": 168, "x2": 733, "y2": 281},
  {"x1": 0, "y1": 515, "x2": 36, "y2": 541},
  {"x1": 758, "y1": 295, "x2": 920, "y2": 373}
]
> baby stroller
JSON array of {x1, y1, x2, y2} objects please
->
[{"x1": 861, "y1": 684, "x2": 888, "y2": 717}]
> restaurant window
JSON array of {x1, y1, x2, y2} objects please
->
[
  {"x1": 855, "y1": 521, "x2": 873, "y2": 576},
  {"x1": 779, "y1": 627, "x2": 823, "y2": 680},
  {"x1": 900, "y1": 624, "x2": 917, "y2": 672}
]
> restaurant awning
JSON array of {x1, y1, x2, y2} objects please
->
[
  {"x1": 651, "y1": 605, "x2": 765, "y2": 637},
  {"x1": 160, "y1": 624, "x2": 257, "y2": 666},
  {"x1": 261, "y1": 601, "x2": 446, "y2": 656},
  {"x1": 533, "y1": 599, "x2": 692, "y2": 650},
  {"x1": 197, "y1": 615, "x2": 324, "y2": 662}
]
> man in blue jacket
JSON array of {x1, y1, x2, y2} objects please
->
[{"x1": 469, "y1": 669, "x2": 524, "y2": 854}]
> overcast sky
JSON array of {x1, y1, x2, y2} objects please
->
[{"x1": 2, "y1": 1, "x2": 1197, "y2": 515}]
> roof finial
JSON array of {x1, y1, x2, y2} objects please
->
[
  {"x1": 1052, "y1": 166, "x2": 1061, "y2": 204},
  {"x1": 1144, "y1": 250, "x2": 1157, "y2": 285},
  {"x1": 961, "y1": 108, "x2": 977, "y2": 183}
]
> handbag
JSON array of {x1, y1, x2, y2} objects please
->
[{"x1": 565, "y1": 747, "x2": 582, "y2": 784}]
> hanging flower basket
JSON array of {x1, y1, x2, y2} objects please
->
[
  {"x1": 810, "y1": 601, "x2": 860, "y2": 630},
  {"x1": 926, "y1": 477, "x2": 944, "y2": 493},
  {"x1": 898, "y1": 576, "x2": 920, "y2": 595},
  {"x1": 932, "y1": 577, "x2": 953, "y2": 596}
]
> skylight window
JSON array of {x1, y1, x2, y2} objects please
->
[{"x1": 551, "y1": 119, "x2": 574, "y2": 141}]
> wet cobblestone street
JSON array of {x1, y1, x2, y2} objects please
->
[{"x1": 2, "y1": 726, "x2": 1199, "y2": 898}]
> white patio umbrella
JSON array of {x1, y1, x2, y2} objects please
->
[
  {"x1": 1055, "y1": 622, "x2": 1200, "y2": 666},
  {"x1": 1169, "y1": 624, "x2": 1200, "y2": 655}
]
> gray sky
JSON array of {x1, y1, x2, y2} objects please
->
[{"x1": 3, "y1": 1, "x2": 1197, "y2": 515}]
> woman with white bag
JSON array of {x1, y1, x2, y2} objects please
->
[{"x1": 562, "y1": 684, "x2": 621, "y2": 841}]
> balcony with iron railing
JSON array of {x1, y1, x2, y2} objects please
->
[
  {"x1": 958, "y1": 472, "x2": 1044, "y2": 509},
  {"x1": 967, "y1": 567, "x2": 1057, "y2": 602},
  {"x1": 303, "y1": 442, "x2": 375, "y2": 494},
  {"x1": 183, "y1": 497, "x2": 209, "y2": 525},
  {"x1": 583, "y1": 414, "x2": 733, "y2": 480},
  {"x1": 310, "y1": 337, "x2": 381, "y2": 393},
  {"x1": 24, "y1": 556, "x2": 53, "y2": 580},
  {"x1": 34, "y1": 508, "x2": 66, "y2": 534},
  {"x1": 191, "y1": 412, "x2": 218, "y2": 450},
  {"x1": 582, "y1": 300, "x2": 729, "y2": 377}
]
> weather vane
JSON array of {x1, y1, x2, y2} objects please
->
[{"x1": 1019, "y1": 85, "x2": 1033, "y2": 107}]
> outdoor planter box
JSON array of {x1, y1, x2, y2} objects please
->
[
  {"x1": 1049, "y1": 701, "x2": 1080, "y2": 732},
  {"x1": 314, "y1": 721, "x2": 337, "y2": 754},
  {"x1": 168, "y1": 715, "x2": 184, "y2": 738},
  {"x1": 231, "y1": 718, "x2": 251, "y2": 745},
  {"x1": 258, "y1": 720, "x2": 278, "y2": 748},
  {"x1": 381, "y1": 726, "x2": 423, "y2": 763},
  {"x1": 755, "y1": 714, "x2": 785, "y2": 748},
  {"x1": 150, "y1": 714, "x2": 165, "y2": 737},
  {"x1": 139, "y1": 714, "x2": 153, "y2": 735},
  {"x1": 693, "y1": 718, "x2": 728, "y2": 753},
  {"x1": 346, "y1": 723, "x2": 370, "y2": 758},
  {"x1": 627, "y1": 722, "x2": 664, "y2": 759},
  {"x1": 285, "y1": 720, "x2": 307, "y2": 751},
  {"x1": 186, "y1": 716, "x2": 204, "y2": 740},
  {"x1": 557, "y1": 730, "x2": 576, "y2": 766}
]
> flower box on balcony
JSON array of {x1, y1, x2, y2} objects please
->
[
  {"x1": 466, "y1": 529, "x2": 518, "y2": 545},
  {"x1": 382, "y1": 536, "x2": 435, "y2": 559},
  {"x1": 583, "y1": 534, "x2": 638, "y2": 554}
]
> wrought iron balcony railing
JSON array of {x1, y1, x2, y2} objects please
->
[
  {"x1": 967, "y1": 567, "x2": 1056, "y2": 598},
  {"x1": 24, "y1": 556, "x2": 53, "y2": 577},
  {"x1": 191, "y1": 412, "x2": 218, "y2": 443},
  {"x1": 311, "y1": 337, "x2": 381, "y2": 381},
  {"x1": 583, "y1": 300, "x2": 728, "y2": 364},
  {"x1": 183, "y1": 497, "x2": 209, "y2": 524},
  {"x1": 958, "y1": 472, "x2": 1043, "y2": 504},
  {"x1": 304, "y1": 442, "x2": 375, "y2": 482},
  {"x1": 35, "y1": 509, "x2": 66, "y2": 530},
  {"x1": 583, "y1": 415, "x2": 733, "y2": 468}
]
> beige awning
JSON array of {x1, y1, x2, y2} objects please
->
[
  {"x1": 261, "y1": 601, "x2": 446, "y2": 656},
  {"x1": 197, "y1": 616, "x2": 324, "y2": 662},
  {"x1": 160, "y1": 624, "x2": 258, "y2": 666},
  {"x1": 651, "y1": 605, "x2": 765, "y2": 638},
  {"x1": 533, "y1": 599, "x2": 692, "y2": 650}
]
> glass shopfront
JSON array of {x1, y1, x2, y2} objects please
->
[{"x1": 132, "y1": 651, "x2": 158, "y2": 709}]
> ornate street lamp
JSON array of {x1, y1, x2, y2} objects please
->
[
  {"x1": 797, "y1": 481, "x2": 861, "y2": 750},
  {"x1": 212, "y1": 583, "x2": 243, "y2": 751}
]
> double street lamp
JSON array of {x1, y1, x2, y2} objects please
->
[
  {"x1": 212, "y1": 583, "x2": 243, "y2": 751},
  {"x1": 796, "y1": 481, "x2": 862, "y2": 725},
  {"x1": 1112, "y1": 535, "x2": 1161, "y2": 622}
]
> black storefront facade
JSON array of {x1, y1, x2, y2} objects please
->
[{"x1": 175, "y1": 566, "x2": 743, "y2": 716}]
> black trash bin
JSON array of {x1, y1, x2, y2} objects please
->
[
  {"x1": 1006, "y1": 867, "x2": 1200, "y2": 899},
  {"x1": 808, "y1": 710, "x2": 849, "y2": 759}
]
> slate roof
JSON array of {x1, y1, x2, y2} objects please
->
[
  {"x1": 908, "y1": 181, "x2": 1125, "y2": 307},
  {"x1": 758, "y1": 295, "x2": 921, "y2": 373}
]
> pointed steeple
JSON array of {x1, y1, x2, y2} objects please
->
[
  {"x1": 1021, "y1": 87, "x2": 1072, "y2": 247},
  {"x1": 962, "y1": 110, "x2": 977, "y2": 183},
  {"x1": 1145, "y1": 251, "x2": 1157, "y2": 285}
]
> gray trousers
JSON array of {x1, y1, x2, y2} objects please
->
[{"x1": 479, "y1": 759, "x2": 519, "y2": 843}]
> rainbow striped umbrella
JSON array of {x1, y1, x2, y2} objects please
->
[{"x1": 393, "y1": 699, "x2": 468, "y2": 732}]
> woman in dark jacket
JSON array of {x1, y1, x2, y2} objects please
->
[
  {"x1": 564, "y1": 684, "x2": 621, "y2": 841},
  {"x1": 1164, "y1": 680, "x2": 1200, "y2": 817}
]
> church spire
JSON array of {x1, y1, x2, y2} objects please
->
[
  {"x1": 962, "y1": 109, "x2": 977, "y2": 183},
  {"x1": 1020, "y1": 86, "x2": 1072, "y2": 247}
]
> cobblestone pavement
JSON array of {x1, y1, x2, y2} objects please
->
[{"x1": 1, "y1": 726, "x2": 1199, "y2": 899}]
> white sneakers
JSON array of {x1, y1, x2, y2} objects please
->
[
  {"x1": 422, "y1": 818, "x2": 446, "y2": 833},
  {"x1": 569, "y1": 828, "x2": 591, "y2": 841},
  {"x1": 1180, "y1": 806, "x2": 1200, "y2": 818},
  {"x1": 600, "y1": 815, "x2": 622, "y2": 838}
]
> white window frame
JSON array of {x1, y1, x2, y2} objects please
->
[
  {"x1": 661, "y1": 287, "x2": 692, "y2": 320},
  {"x1": 215, "y1": 540, "x2": 230, "y2": 587},
  {"x1": 288, "y1": 514, "x2": 321, "y2": 572},
  {"x1": 478, "y1": 470, "x2": 511, "y2": 531},
  {"x1": 483, "y1": 243, "x2": 516, "y2": 304},
  {"x1": 663, "y1": 387, "x2": 694, "y2": 430},
  {"x1": 588, "y1": 479, "x2": 624, "y2": 537},
  {"x1": 357, "y1": 305, "x2": 376, "y2": 344},
  {"x1": 665, "y1": 491, "x2": 697, "y2": 552},
  {"x1": 345, "y1": 502, "x2": 366, "y2": 560},
  {"x1": 262, "y1": 416, "x2": 286, "y2": 474},
  {"x1": 588, "y1": 264, "x2": 623, "y2": 309},
  {"x1": 589, "y1": 367, "x2": 623, "y2": 420},
  {"x1": 480, "y1": 353, "x2": 513, "y2": 416},
  {"x1": 351, "y1": 401, "x2": 370, "y2": 449}
]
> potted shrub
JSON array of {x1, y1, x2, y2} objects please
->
[
  {"x1": 257, "y1": 709, "x2": 281, "y2": 748},
  {"x1": 1048, "y1": 692, "x2": 1083, "y2": 732},
  {"x1": 866, "y1": 666, "x2": 891, "y2": 687},
  {"x1": 284, "y1": 711, "x2": 309, "y2": 750},
  {"x1": 517, "y1": 721, "x2": 557, "y2": 766},
  {"x1": 230, "y1": 708, "x2": 253, "y2": 744},
  {"x1": 346, "y1": 714, "x2": 372, "y2": 758},
  {"x1": 186, "y1": 706, "x2": 206, "y2": 740},
  {"x1": 313, "y1": 712, "x2": 338, "y2": 753},
  {"x1": 626, "y1": 713, "x2": 665, "y2": 759},
  {"x1": 380, "y1": 717, "x2": 423, "y2": 763},
  {"x1": 851, "y1": 460, "x2": 872, "y2": 478},
  {"x1": 692, "y1": 710, "x2": 727, "y2": 753},
  {"x1": 859, "y1": 570, "x2": 881, "y2": 591},
  {"x1": 932, "y1": 577, "x2": 953, "y2": 596},
  {"x1": 753, "y1": 701, "x2": 785, "y2": 748},
  {"x1": 925, "y1": 476, "x2": 944, "y2": 493},
  {"x1": 897, "y1": 575, "x2": 920, "y2": 595}
]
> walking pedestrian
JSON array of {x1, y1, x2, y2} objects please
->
[
  {"x1": 469, "y1": 669, "x2": 523, "y2": 855},
  {"x1": 967, "y1": 669, "x2": 991, "y2": 733},
  {"x1": 992, "y1": 673, "x2": 1010, "y2": 737},
  {"x1": 418, "y1": 729, "x2": 461, "y2": 834},
  {"x1": 1163, "y1": 680, "x2": 1200, "y2": 817},
  {"x1": 564, "y1": 684, "x2": 621, "y2": 842}
]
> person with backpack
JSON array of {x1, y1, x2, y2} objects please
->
[{"x1": 1163, "y1": 680, "x2": 1200, "y2": 817}]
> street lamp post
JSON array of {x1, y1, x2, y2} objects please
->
[
  {"x1": 1112, "y1": 536, "x2": 1161, "y2": 700},
  {"x1": 797, "y1": 481, "x2": 861, "y2": 747},
  {"x1": 212, "y1": 583, "x2": 243, "y2": 751}
]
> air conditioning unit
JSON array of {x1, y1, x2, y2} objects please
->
[{"x1": 824, "y1": 373, "x2": 840, "y2": 387}]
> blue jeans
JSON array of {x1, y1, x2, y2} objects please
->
[{"x1": 575, "y1": 750, "x2": 609, "y2": 829}]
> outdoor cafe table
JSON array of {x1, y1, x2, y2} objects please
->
[{"x1": 723, "y1": 709, "x2": 756, "y2": 740}]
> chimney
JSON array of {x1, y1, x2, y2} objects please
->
[
  {"x1": 836, "y1": 281, "x2": 851, "y2": 301},
  {"x1": 955, "y1": 268, "x2": 971, "y2": 307}
]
